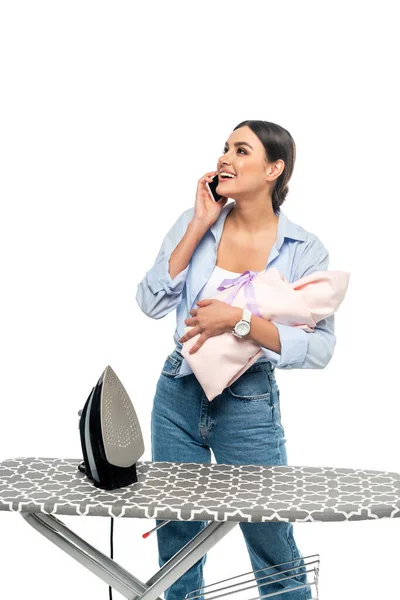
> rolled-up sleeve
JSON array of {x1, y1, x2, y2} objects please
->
[
  {"x1": 135, "y1": 208, "x2": 193, "y2": 319},
  {"x1": 261, "y1": 237, "x2": 336, "y2": 369}
]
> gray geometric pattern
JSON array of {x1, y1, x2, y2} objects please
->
[{"x1": 1, "y1": 457, "x2": 400, "y2": 523}]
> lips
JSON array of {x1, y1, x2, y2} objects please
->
[{"x1": 218, "y1": 174, "x2": 236, "y2": 181}]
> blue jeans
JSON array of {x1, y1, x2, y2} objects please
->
[{"x1": 151, "y1": 349, "x2": 313, "y2": 600}]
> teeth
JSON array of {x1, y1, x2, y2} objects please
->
[{"x1": 220, "y1": 172, "x2": 235, "y2": 178}]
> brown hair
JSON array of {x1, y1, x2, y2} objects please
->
[{"x1": 233, "y1": 120, "x2": 296, "y2": 214}]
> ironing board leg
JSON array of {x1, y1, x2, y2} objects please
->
[
  {"x1": 20, "y1": 512, "x2": 237, "y2": 600},
  {"x1": 20, "y1": 512, "x2": 154, "y2": 598},
  {"x1": 142, "y1": 520, "x2": 237, "y2": 600}
]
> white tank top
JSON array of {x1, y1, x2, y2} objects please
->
[{"x1": 197, "y1": 265, "x2": 258, "y2": 301}]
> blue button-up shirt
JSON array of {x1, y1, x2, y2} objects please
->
[{"x1": 136, "y1": 201, "x2": 336, "y2": 377}]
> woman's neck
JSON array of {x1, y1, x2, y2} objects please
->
[{"x1": 228, "y1": 202, "x2": 278, "y2": 235}]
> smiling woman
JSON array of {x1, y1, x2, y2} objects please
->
[
  {"x1": 135, "y1": 119, "x2": 331, "y2": 600},
  {"x1": 215, "y1": 121, "x2": 296, "y2": 217}
]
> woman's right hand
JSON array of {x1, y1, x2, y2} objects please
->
[{"x1": 193, "y1": 171, "x2": 228, "y2": 228}]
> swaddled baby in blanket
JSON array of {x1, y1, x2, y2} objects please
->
[{"x1": 181, "y1": 267, "x2": 350, "y2": 401}]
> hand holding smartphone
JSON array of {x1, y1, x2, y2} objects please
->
[
  {"x1": 193, "y1": 171, "x2": 228, "y2": 228},
  {"x1": 206, "y1": 173, "x2": 226, "y2": 203}
]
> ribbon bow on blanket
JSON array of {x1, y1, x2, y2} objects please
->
[
  {"x1": 216, "y1": 270, "x2": 263, "y2": 318},
  {"x1": 181, "y1": 267, "x2": 350, "y2": 401}
]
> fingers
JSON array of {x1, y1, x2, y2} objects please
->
[
  {"x1": 178, "y1": 325, "x2": 200, "y2": 344},
  {"x1": 179, "y1": 310, "x2": 199, "y2": 343},
  {"x1": 184, "y1": 317, "x2": 197, "y2": 327},
  {"x1": 189, "y1": 333, "x2": 208, "y2": 354},
  {"x1": 179, "y1": 324, "x2": 209, "y2": 354},
  {"x1": 179, "y1": 327, "x2": 209, "y2": 354},
  {"x1": 199, "y1": 171, "x2": 217, "y2": 183},
  {"x1": 202, "y1": 175, "x2": 215, "y2": 186}
]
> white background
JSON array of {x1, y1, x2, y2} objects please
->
[{"x1": 1, "y1": 1, "x2": 399, "y2": 598}]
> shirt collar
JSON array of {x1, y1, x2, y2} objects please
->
[{"x1": 210, "y1": 201, "x2": 307, "y2": 252}]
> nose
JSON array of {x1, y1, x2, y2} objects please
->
[{"x1": 218, "y1": 150, "x2": 233, "y2": 170}]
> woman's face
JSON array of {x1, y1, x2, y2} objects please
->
[{"x1": 216, "y1": 125, "x2": 283, "y2": 200}]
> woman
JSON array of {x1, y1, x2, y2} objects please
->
[{"x1": 136, "y1": 120, "x2": 335, "y2": 599}]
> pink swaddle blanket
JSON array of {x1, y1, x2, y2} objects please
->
[{"x1": 181, "y1": 267, "x2": 350, "y2": 401}]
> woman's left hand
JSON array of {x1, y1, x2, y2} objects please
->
[{"x1": 179, "y1": 299, "x2": 239, "y2": 354}]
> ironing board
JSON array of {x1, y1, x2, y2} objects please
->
[{"x1": 1, "y1": 456, "x2": 400, "y2": 599}]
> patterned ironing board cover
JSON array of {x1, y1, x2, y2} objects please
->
[{"x1": 1, "y1": 457, "x2": 400, "y2": 523}]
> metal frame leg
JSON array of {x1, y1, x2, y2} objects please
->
[{"x1": 20, "y1": 512, "x2": 237, "y2": 600}]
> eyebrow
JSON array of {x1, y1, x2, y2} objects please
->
[{"x1": 224, "y1": 141, "x2": 253, "y2": 150}]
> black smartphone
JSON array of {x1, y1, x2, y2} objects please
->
[{"x1": 206, "y1": 174, "x2": 225, "y2": 202}]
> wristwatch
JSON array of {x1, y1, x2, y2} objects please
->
[{"x1": 232, "y1": 308, "x2": 252, "y2": 338}]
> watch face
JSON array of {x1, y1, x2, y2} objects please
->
[{"x1": 236, "y1": 322, "x2": 250, "y2": 336}]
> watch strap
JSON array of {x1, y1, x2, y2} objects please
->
[{"x1": 242, "y1": 308, "x2": 251, "y2": 324}]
